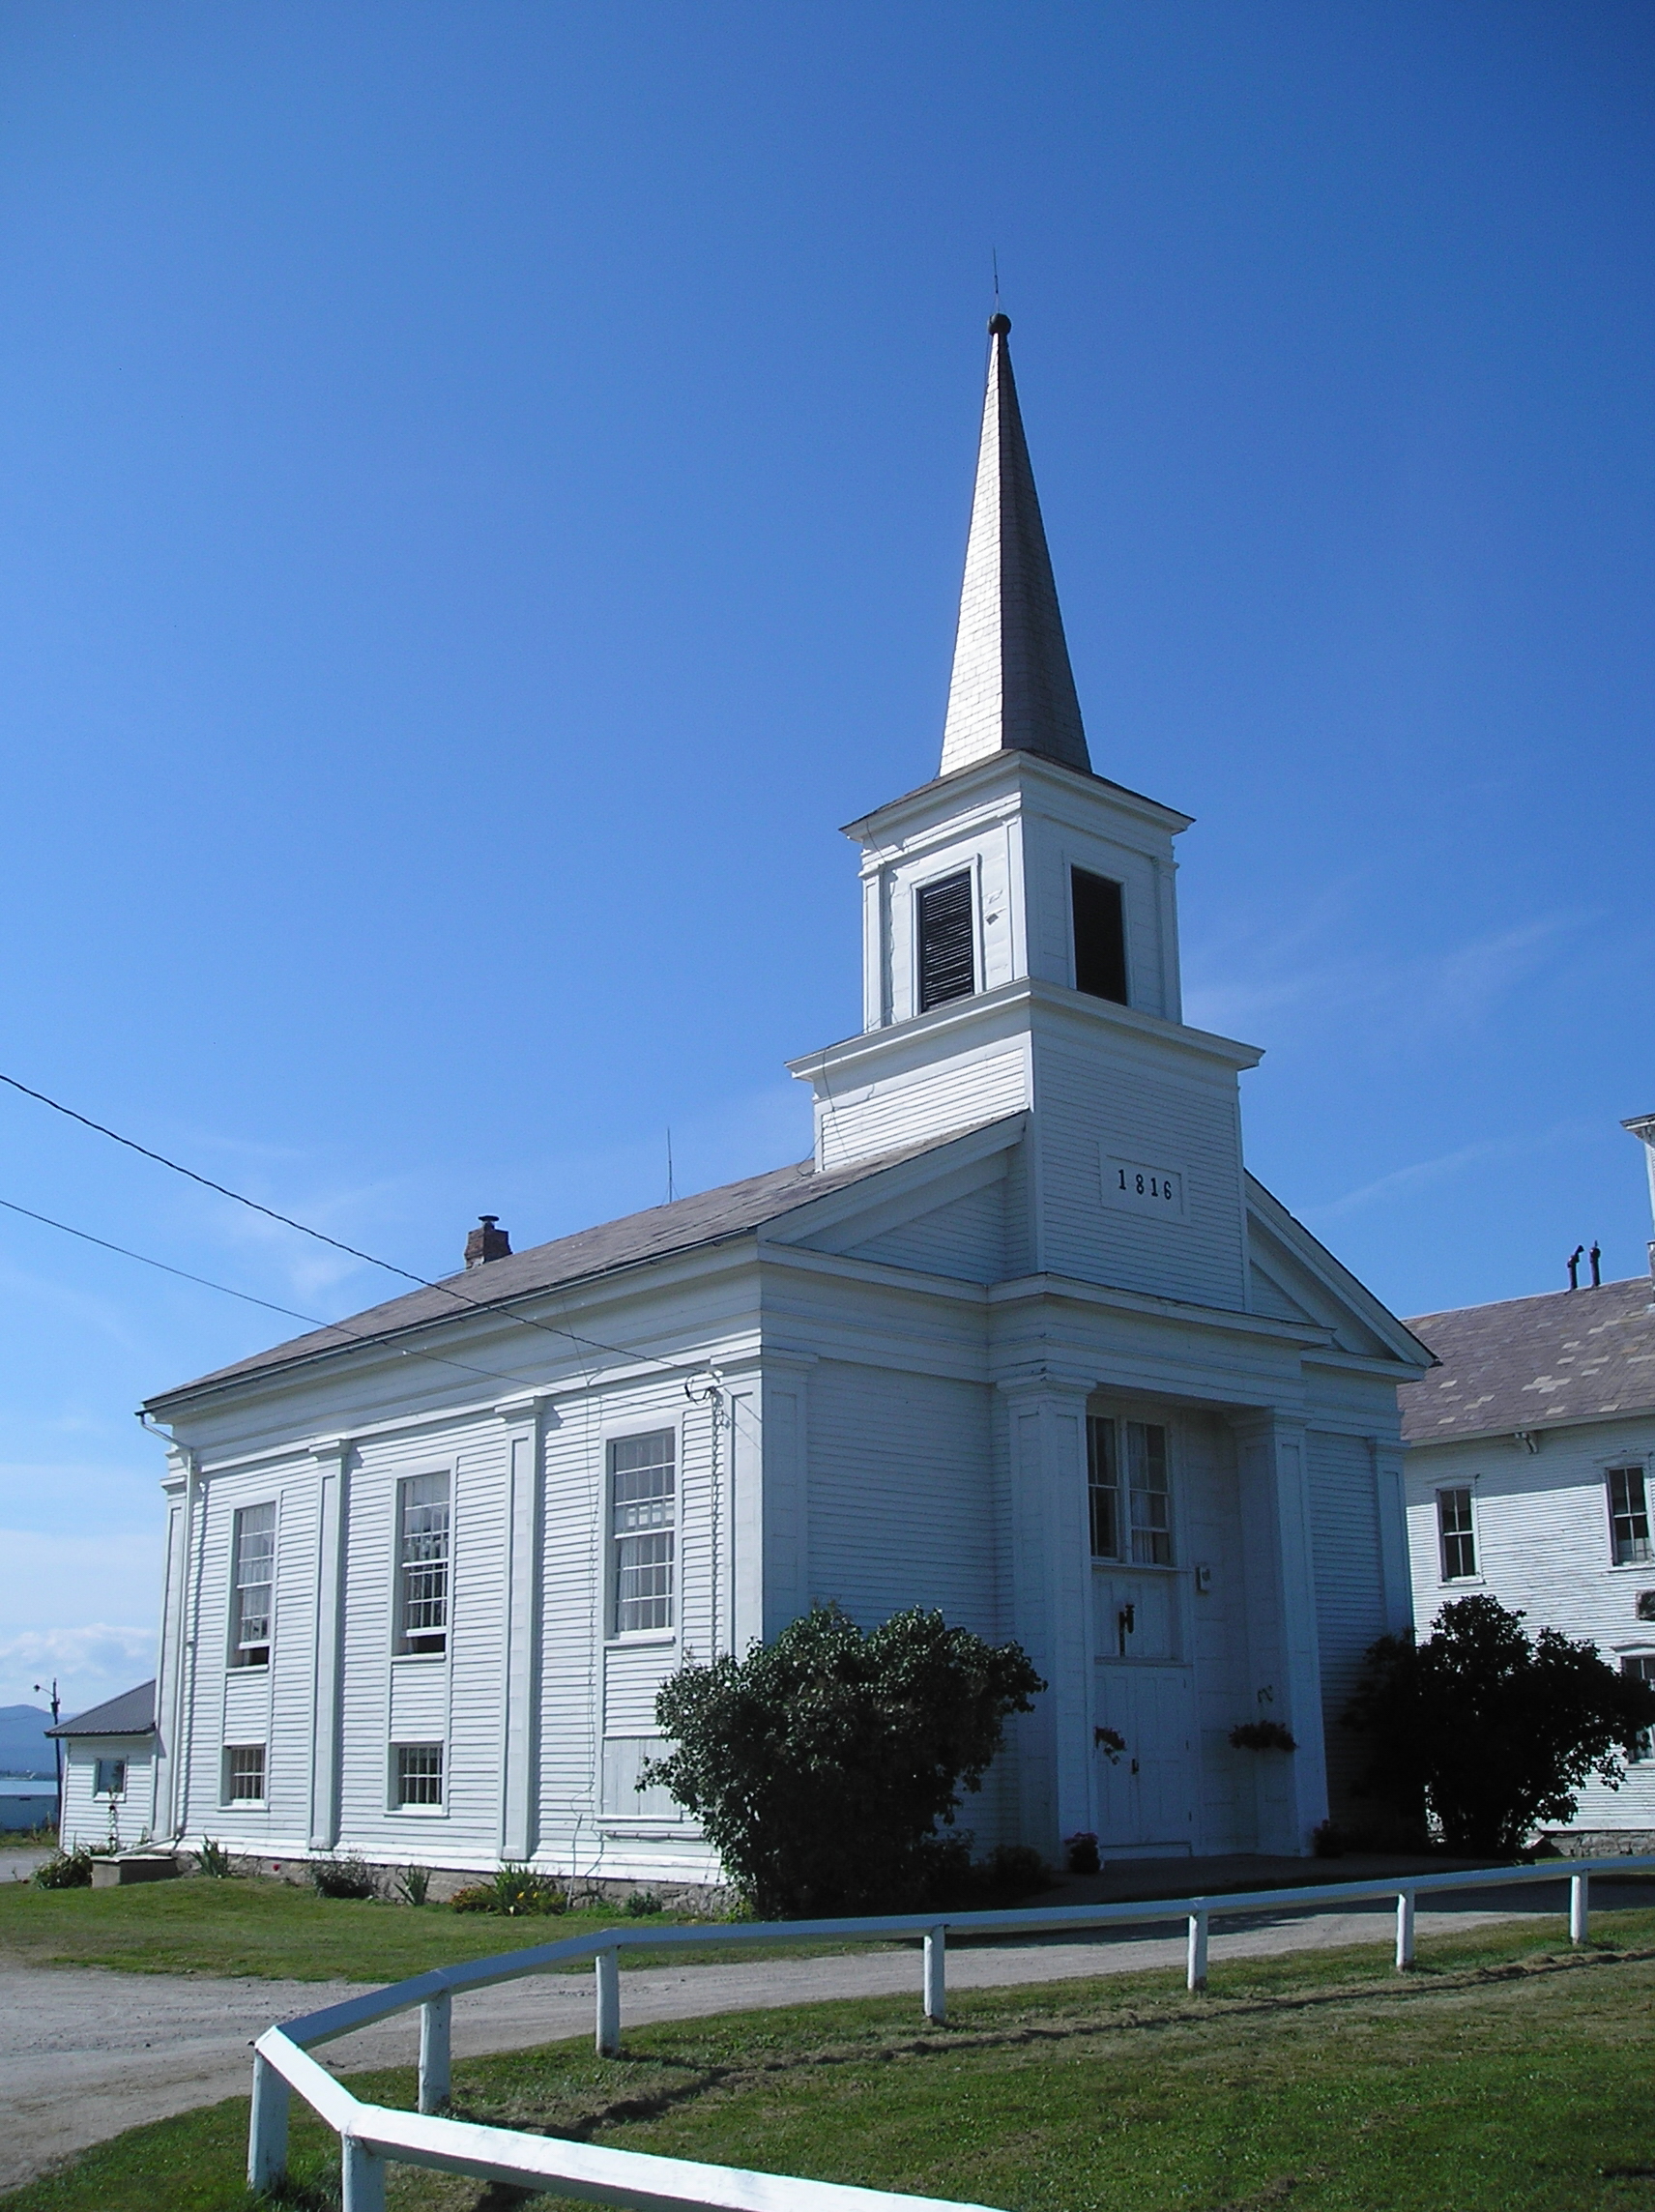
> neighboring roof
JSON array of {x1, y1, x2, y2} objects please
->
[
  {"x1": 145, "y1": 1121, "x2": 1021, "y2": 1412},
  {"x1": 1400, "y1": 1275, "x2": 1655, "y2": 1445},
  {"x1": 939, "y1": 315, "x2": 1091, "y2": 779},
  {"x1": 49, "y1": 1680, "x2": 156, "y2": 1739}
]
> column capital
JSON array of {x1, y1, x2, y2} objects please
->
[
  {"x1": 1228, "y1": 1408, "x2": 1307, "y2": 1447},
  {"x1": 996, "y1": 1362, "x2": 1097, "y2": 1402},
  {"x1": 307, "y1": 1436, "x2": 353, "y2": 1467},
  {"x1": 493, "y1": 1390, "x2": 554, "y2": 1426}
]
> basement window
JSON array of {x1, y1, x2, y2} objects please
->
[
  {"x1": 224, "y1": 1744, "x2": 266, "y2": 1803},
  {"x1": 1071, "y1": 867, "x2": 1127, "y2": 1005},
  {"x1": 916, "y1": 871, "x2": 975, "y2": 1012},
  {"x1": 394, "y1": 1743, "x2": 445, "y2": 1808},
  {"x1": 397, "y1": 1472, "x2": 451, "y2": 1654},
  {"x1": 1610, "y1": 1469, "x2": 1652, "y2": 1567},
  {"x1": 1437, "y1": 1488, "x2": 1476, "y2": 1581}
]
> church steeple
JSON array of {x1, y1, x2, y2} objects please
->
[{"x1": 939, "y1": 314, "x2": 1091, "y2": 779}]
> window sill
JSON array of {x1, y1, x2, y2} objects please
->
[
  {"x1": 598, "y1": 1820, "x2": 700, "y2": 1840},
  {"x1": 392, "y1": 1649, "x2": 449, "y2": 1665},
  {"x1": 1439, "y1": 1576, "x2": 1485, "y2": 1588},
  {"x1": 221, "y1": 1801, "x2": 268, "y2": 1813},
  {"x1": 605, "y1": 1632, "x2": 678, "y2": 1648},
  {"x1": 388, "y1": 1805, "x2": 448, "y2": 1819}
]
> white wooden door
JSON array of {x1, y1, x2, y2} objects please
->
[{"x1": 1093, "y1": 1666, "x2": 1197, "y2": 1851}]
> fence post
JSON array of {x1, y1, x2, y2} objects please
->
[
  {"x1": 247, "y1": 2052, "x2": 290, "y2": 2190},
  {"x1": 1186, "y1": 1910, "x2": 1208, "y2": 1994},
  {"x1": 595, "y1": 1942, "x2": 622, "y2": 2055},
  {"x1": 1570, "y1": 1871, "x2": 1590, "y2": 1945},
  {"x1": 341, "y1": 2135, "x2": 387, "y2": 2212},
  {"x1": 419, "y1": 1989, "x2": 451, "y2": 2112},
  {"x1": 1395, "y1": 1889, "x2": 1415, "y2": 1971},
  {"x1": 923, "y1": 1925, "x2": 946, "y2": 2023}
]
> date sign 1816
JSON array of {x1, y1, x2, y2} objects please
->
[{"x1": 1103, "y1": 1152, "x2": 1189, "y2": 1222}]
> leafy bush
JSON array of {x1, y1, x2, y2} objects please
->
[
  {"x1": 307, "y1": 1853, "x2": 378, "y2": 1901},
  {"x1": 450, "y1": 1864, "x2": 567, "y2": 1915},
  {"x1": 1229, "y1": 1720, "x2": 1298, "y2": 1753},
  {"x1": 976, "y1": 1843, "x2": 1050, "y2": 1902},
  {"x1": 1064, "y1": 1831, "x2": 1101, "y2": 1875},
  {"x1": 393, "y1": 1864, "x2": 432, "y2": 1907},
  {"x1": 32, "y1": 1847, "x2": 92, "y2": 1889},
  {"x1": 624, "y1": 1889, "x2": 664, "y2": 1917},
  {"x1": 193, "y1": 1837, "x2": 238, "y2": 1878},
  {"x1": 644, "y1": 1602, "x2": 1044, "y2": 1917},
  {"x1": 1344, "y1": 1593, "x2": 1655, "y2": 1856}
]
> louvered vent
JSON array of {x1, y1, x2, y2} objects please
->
[{"x1": 917, "y1": 870, "x2": 976, "y2": 1012}]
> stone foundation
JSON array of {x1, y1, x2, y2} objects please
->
[
  {"x1": 186, "y1": 1848, "x2": 737, "y2": 1914},
  {"x1": 1538, "y1": 1830, "x2": 1655, "y2": 1858}
]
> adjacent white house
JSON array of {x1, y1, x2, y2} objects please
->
[
  {"x1": 47, "y1": 1681, "x2": 158, "y2": 1850},
  {"x1": 126, "y1": 317, "x2": 1433, "y2": 1887},
  {"x1": 1399, "y1": 1116, "x2": 1655, "y2": 1850}
]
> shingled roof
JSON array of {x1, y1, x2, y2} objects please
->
[
  {"x1": 145, "y1": 1120, "x2": 1021, "y2": 1412},
  {"x1": 1400, "y1": 1274, "x2": 1655, "y2": 1445},
  {"x1": 49, "y1": 1680, "x2": 156, "y2": 1738}
]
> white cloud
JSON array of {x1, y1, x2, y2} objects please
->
[{"x1": 0, "y1": 1623, "x2": 156, "y2": 1713}]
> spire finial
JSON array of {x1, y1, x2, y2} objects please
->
[{"x1": 939, "y1": 320, "x2": 1090, "y2": 778}]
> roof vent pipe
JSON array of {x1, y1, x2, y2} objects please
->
[
  {"x1": 465, "y1": 1215, "x2": 511, "y2": 1268},
  {"x1": 1567, "y1": 1245, "x2": 1583, "y2": 1292}
]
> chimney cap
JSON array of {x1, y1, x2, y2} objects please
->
[{"x1": 464, "y1": 1216, "x2": 512, "y2": 1268}]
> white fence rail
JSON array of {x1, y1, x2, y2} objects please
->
[{"x1": 248, "y1": 1853, "x2": 1655, "y2": 2210}]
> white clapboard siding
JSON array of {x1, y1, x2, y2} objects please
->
[
  {"x1": 1176, "y1": 1413, "x2": 1253, "y2": 1854},
  {"x1": 1406, "y1": 1413, "x2": 1655, "y2": 1834},
  {"x1": 817, "y1": 1040, "x2": 1031, "y2": 1173},
  {"x1": 1032, "y1": 1039, "x2": 1247, "y2": 1309},
  {"x1": 1308, "y1": 1432, "x2": 1389, "y2": 1819},
  {"x1": 843, "y1": 1179, "x2": 1008, "y2": 1282},
  {"x1": 805, "y1": 1360, "x2": 995, "y2": 1631}
]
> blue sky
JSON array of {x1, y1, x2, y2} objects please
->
[{"x1": 2, "y1": 2, "x2": 1651, "y2": 1712}]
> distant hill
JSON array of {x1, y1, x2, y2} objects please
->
[{"x1": 0, "y1": 1705, "x2": 57, "y2": 1778}]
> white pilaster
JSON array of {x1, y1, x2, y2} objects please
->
[
  {"x1": 307, "y1": 1440, "x2": 351, "y2": 1852},
  {"x1": 1231, "y1": 1412, "x2": 1328, "y2": 1853},
  {"x1": 496, "y1": 1394, "x2": 550, "y2": 1862},
  {"x1": 154, "y1": 1456, "x2": 193, "y2": 1838},
  {"x1": 1000, "y1": 1369, "x2": 1095, "y2": 1851},
  {"x1": 760, "y1": 1354, "x2": 815, "y2": 1639},
  {"x1": 1370, "y1": 1439, "x2": 1413, "y2": 1637}
]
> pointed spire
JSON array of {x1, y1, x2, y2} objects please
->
[{"x1": 939, "y1": 315, "x2": 1091, "y2": 779}]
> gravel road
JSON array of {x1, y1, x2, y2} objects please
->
[{"x1": 5, "y1": 1880, "x2": 1616, "y2": 2194}]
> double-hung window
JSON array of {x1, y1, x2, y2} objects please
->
[
  {"x1": 394, "y1": 1743, "x2": 444, "y2": 1807},
  {"x1": 1610, "y1": 1469, "x2": 1652, "y2": 1566},
  {"x1": 610, "y1": 1431, "x2": 676, "y2": 1635},
  {"x1": 1623, "y1": 1656, "x2": 1655, "y2": 1763},
  {"x1": 1437, "y1": 1488, "x2": 1476, "y2": 1580},
  {"x1": 230, "y1": 1501, "x2": 276, "y2": 1667},
  {"x1": 224, "y1": 1744, "x2": 266, "y2": 1803},
  {"x1": 397, "y1": 1473, "x2": 451, "y2": 1654},
  {"x1": 1088, "y1": 1416, "x2": 1173, "y2": 1566}
]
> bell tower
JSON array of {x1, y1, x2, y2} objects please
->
[{"x1": 789, "y1": 317, "x2": 1262, "y2": 1312}]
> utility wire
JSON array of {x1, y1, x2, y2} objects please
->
[
  {"x1": 0, "y1": 1068, "x2": 699, "y2": 1380},
  {"x1": 0, "y1": 1193, "x2": 542, "y2": 1392}
]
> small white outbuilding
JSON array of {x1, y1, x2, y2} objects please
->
[{"x1": 134, "y1": 320, "x2": 1432, "y2": 1889}]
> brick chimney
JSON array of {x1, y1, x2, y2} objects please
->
[{"x1": 464, "y1": 1215, "x2": 511, "y2": 1268}]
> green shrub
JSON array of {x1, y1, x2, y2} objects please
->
[
  {"x1": 307, "y1": 1852, "x2": 378, "y2": 1900},
  {"x1": 32, "y1": 1846, "x2": 92, "y2": 1889},
  {"x1": 624, "y1": 1889, "x2": 665, "y2": 1917},
  {"x1": 1345, "y1": 1592, "x2": 1655, "y2": 1856},
  {"x1": 193, "y1": 1836, "x2": 238, "y2": 1877},
  {"x1": 393, "y1": 1863, "x2": 432, "y2": 1907},
  {"x1": 451, "y1": 1864, "x2": 566, "y2": 1915},
  {"x1": 644, "y1": 1602, "x2": 1044, "y2": 1918}
]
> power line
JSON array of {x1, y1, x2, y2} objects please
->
[
  {"x1": 0, "y1": 1068, "x2": 703, "y2": 1382},
  {"x1": 0, "y1": 1192, "x2": 544, "y2": 1393}
]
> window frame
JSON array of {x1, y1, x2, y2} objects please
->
[
  {"x1": 1435, "y1": 1486, "x2": 1477, "y2": 1582},
  {"x1": 228, "y1": 1499, "x2": 277, "y2": 1669},
  {"x1": 607, "y1": 1426, "x2": 679, "y2": 1641},
  {"x1": 223, "y1": 1743, "x2": 267, "y2": 1806},
  {"x1": 394, "y1": 1470, "x2": 452, "y2": 1657},
  {"x1": 1070, "y1": 863, "x2": 1129, "y2": 1006},
  {"x1": 1622, "y1": 1654, "x2": 1655, "y2": 1763},
  {"x1": 1087, "y1": 1412, "x2": 1176, "y2": 1570},
  {"x1": 93, "y1": 1756, "x2": 127, "y2": 1799},
  {"x1": 914, "y1": 864, "x2": 978, "y2": 1015},
  {"x1": 1609, "y1": 1467, "x2": 1653, "y2": 1568},
  {"x1": 392, "y1": 1741, "x2": 446, "y2": 1812}
]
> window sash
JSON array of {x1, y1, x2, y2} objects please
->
[
  {"x1": 1624, "y1": 1656, "x2": 1655, "y2": 1762},
  {"x1": 1126, "y1": 1421, "x2": 1172, "y2": 1566},
  {"x1": 611, "y1": 1432, "x2": 676, "y2": 1634},
  {"x1": 231, "y1": 1501, "x2": 276, "y2": 1658},
  {"x1": 398, "y1": 1473, "x2": 451, "y2": 1646},
  {"x1": 225, "y1": 1744, "x2": 266, "y2": 1802},
  {"x1": 1610, "y1": 1469, "x2": 1652, "y2": 1566},
  {"x1": 1088, "y1": 1416, "x2": 1120, "y2": 1559},
  {"x1": 395, "y1": 1743, "x2": 444, "y2": 1806},
  {"x1": 1437, "y1": 1488, "x2": 1476, "y2": 1580}
]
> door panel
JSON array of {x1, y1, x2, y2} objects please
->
[{"x1": 1093, "y1": 1666, "x2": 1197, "y2": 1850}]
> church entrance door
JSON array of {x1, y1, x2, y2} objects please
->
[{"x1": 1092, "y1": 1665, "x2": 1197, "y2": 1853}]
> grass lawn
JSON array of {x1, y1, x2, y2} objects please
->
[
  {"x1": 0, "y1": 1873, "x2": 903, "y2": 1983},
  {"x1": 9, "y1": 1910, "x2": 1655, "y2": 2212}
]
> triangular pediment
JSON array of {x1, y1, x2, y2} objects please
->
[
  {"x1": 1246, "y1": 1176, "x2": 1434, "y2": 1370},
  {"x1": 762, "y1": 1116, "x2": 1025, "y2": 1284}
]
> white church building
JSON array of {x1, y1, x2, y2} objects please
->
[{"x1": 116, "y1": 317, "x2": 1434, "y2": 1886}]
